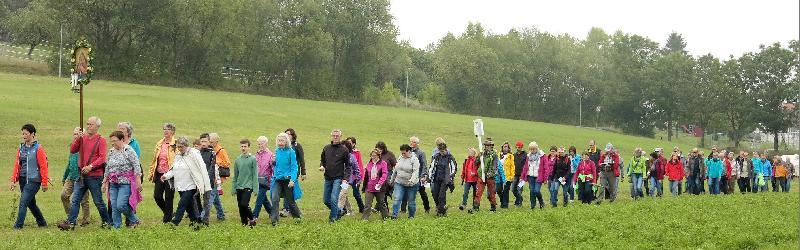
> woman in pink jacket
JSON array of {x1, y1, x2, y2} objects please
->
[
  {"x1": 361, "y1": 149, "x2": 389, "y2": 220},
  {"x1": 573, "y1": 152, "x2": 597, "y2": 204}
]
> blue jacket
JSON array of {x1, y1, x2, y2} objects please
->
[
  {"x1": 271, "y1": 146, "x2": 302, "y2": 200},
  {"x1": 495, "y1": 158, "x2": 506, "y2": 184},
  {"x1": 128, "y1": 138, "x2": 142, "y2": 158},
  {"x1": 751, "y1": 158, "x2": 762, "y2": 175},
  {"x1": 705, "y1": 158, "x2": 723, "y2": 178},
  {"x1": 570, "y1": 155, "x2": 581, "y2": 173},
  {"x1": 760, "y1": 159, "x2": 773, "y2": 177}
]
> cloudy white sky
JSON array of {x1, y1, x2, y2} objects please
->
[{"x1": 390, "y1": 0, "x2": 799, "y2": 58}]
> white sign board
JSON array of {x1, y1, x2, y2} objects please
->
[{"x1": 473, "y1": 119, "x2": 484, "y2": 136}]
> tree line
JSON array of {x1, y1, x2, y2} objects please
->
[{"x1": 1, "y1": 0, "x2": 798, "y2": 149}]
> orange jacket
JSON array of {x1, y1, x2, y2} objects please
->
[{"x1": 11, "y1": 142, "x2": 49, "y2": 187}]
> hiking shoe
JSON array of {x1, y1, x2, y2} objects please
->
[
  {"x1": 57, "y1": 221, "x2": 75, "y2": 231},
  {"x1": 459, "y1": 205, "x2": 465, "y2": 211}
]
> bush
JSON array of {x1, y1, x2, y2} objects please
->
[{"x1": 417, "y1": 82, "x2": 446, "y2": 106}]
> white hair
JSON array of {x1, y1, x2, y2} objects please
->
[
  {"x1": 529, "y1": 141, "x2": 538, "y2": 149},
  {"x1": 209, "y1": 133, "x2": 220, "y2": 141},
  {"x1": 410, "y1": 136, "x2": 420, "y2": 143},
  {"x1": 89, "y1": 116, "x2": 101, "y2": 126},
  {"x1": 276, "y1": 132, "x2": 290, "y2": 148},
  {"x1": 118, "y1": 122, "x2": 133, "y2": 136},
  {"x1": 331, "y1": 129, "x2": 342, "y2": 135},
  {"x1": 257, "y1": 136, "x2": 269, "y2": 143}
]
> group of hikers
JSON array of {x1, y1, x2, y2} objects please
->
[{"x1": 9, "y1": 117, "x2": 796, "y2": 230}]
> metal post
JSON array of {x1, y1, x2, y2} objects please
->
[
  {"x1": 578, "y1": 88, "x2": 582, "y2": 127},
  {"x1": 405, "y1": 69, "x2": 409, "y2": 107},
  {"x1": 58, "y1": 23, "x2": 63, "y2": 78}
]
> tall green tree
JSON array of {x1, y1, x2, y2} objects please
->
[
  {"x1": 645, "y1": 52, "x2": 695, "y2": 141},
  {"x1": 749, "y1": 43, "x2": 797, "y2": 150}
]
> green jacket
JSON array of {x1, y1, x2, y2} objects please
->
[
  {"x1": 62, "y1": 153, "x2": 80, "y2": 182},
  {"x1": 477, "y1": 150, "x2": 500, "y2": 179},
  {"x1": 628, "y1": 156, "x2": 647, "y2": 175},
  {"x1": 232, "y1": 154, "x2": 259, "y2": 191}
]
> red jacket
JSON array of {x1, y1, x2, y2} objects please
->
[
  {"x1": 665, "y1": 160, "x2": 684, "y2": 181},
  {"x1": 598, "y1": 152, "x2": 621, "y2": 177},
  {"x1": 70, "y1": 134, "x2": 107, "y2": 177},
  {"x1": 573, "y1": 159, "x2": 597, "y2": 184},
  {"x1": 723, "y1": 158, "x2": 732, "y2": 177},
  {"x1": 11, "y1": 143, "x2": 49, "y2": 187},
  {"x1": 461, "y1": 156, "x2": 478, "y2": 183}
]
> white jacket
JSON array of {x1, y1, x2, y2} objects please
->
[{"x1": 165, "y1": 148, "x2": 212, "y2": 194}]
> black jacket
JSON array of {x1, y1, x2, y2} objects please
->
[
  {"x1": 431, "y1": 153, "x2": 456, "y2": 182},
  {"x1": 292, "y1": 141, "x2": 306, "y2": 176},
  {"x1": 200, "y1": 147, "x2": 217, "y2": 189},
  {"x1": 552, "y1": 155, "x2": 570, "y2": 181},
  {"x1": 320, "y1": 142, "x2": 352, "y2": 181},
  {"x1": 513, "y1": 151, "x2": 527, "y2": 177}
]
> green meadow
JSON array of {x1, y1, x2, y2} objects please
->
[{"x1": 0, "y1": 72, "x2": 796, "y2": 248}]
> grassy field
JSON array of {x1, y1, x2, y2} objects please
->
[{"x1": 0, "y1": 72, "x2": 797, "y2": 248}]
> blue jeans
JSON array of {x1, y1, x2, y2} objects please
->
[
  {"x1": 109, "y1": 183, "x2": 139, "y2": 228},
  {"x1": 392, "y1": 183, "x2": 419, "y2": 218},
  {"x1": 631, "y1": 173, "x2": 644, "y2": 198},
  {"x1": 648, "y1": 177, "x2": 662, "y2": 197},
  {"x1": 252, "y1": 186, "x2": 272, "y2": 219},
  {"x1": 528, "y1": 176, "x2": 544, "y2": 208},
  {"x1": 68, "y1": 176, "x2": 109, "y2": 224},
  {"x1": 710, "y1": 178, "x2": 721, "y2": 195},
  {"x1": 14, "y1": 178, "x2": 46, "y2": 228},
  {"x1": 350, "y1": 183, "x2": 365, "y2": 213},
  {"x1": 565, "y1": 173, "x2": 575, "y2": 201},
  {"x1": 323, "y1": 179, "x2": 343, "y2": 222},
  {"x1": 760, "y1": 177, "x2": 770, "y2": 192},
  {"x1": 461, "y1": 182, "x2": 477, "y2": 206},
  {"x1": 203, "y1": 189, "x2": 225, "y2": 220},
  {"x1": 548, "y1": 180, "x2": 564, "y2": 206},
  {"x1": 669, "y1": 180, "x2": 680, "y2": 196}
]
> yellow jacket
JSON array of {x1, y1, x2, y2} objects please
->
[
  {"x1": 147, "y1": 137, "x2": 177, "y2": 182},
  {"x1": 502, "y1": 153, "x2": 515, "y2": 181}
]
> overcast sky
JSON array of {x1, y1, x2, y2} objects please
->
[{"x1": 390, "y1": 0, "x2": 799, "y2": 59}]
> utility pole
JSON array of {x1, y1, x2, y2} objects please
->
[
  {"x1": 405, "y1": 69, "x2": 409, "y2": 107},
  {"x1": 58, "y1": 22, "x2": 63, "y2": 78}
]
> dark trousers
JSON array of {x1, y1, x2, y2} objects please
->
[
  {"x1": 362, "y1": 191, "x2": 388, "y2": 220},
  {"x1": 401, "y1": 184, "x2": 430, "y2": 212},
  {"x1": 153, "y1": 172, "x2": 175, "y2": 223},
  {"x1": 577, "y1": 181, "x2": 594, "y2": 204},
  {"x1": 431, "y1": 180, "x2": 449, "y2": 214},
  {"x1": 172, "y1": 189, "x2": 198, "y2": 225},
  {"x1": 511, "y1": 177, "x2": 524, "y2": 206},
  {"x1": 270, "y1": 181, "x2": 301, "y2": 224},
  {"x1": 738, "y1": 177, "x2": 751, "y2": 193},
  {"x1": 236, "y1": 189, "x2": 254, "y2": 225},
  {"x1": 498, "y1": 181, "x2": 511, "y2": 208}
]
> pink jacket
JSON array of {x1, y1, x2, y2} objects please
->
[
  {"x1": 363, "y1": 160, "x2": 388, "y2": 193},
  {"x1": 537, "y1": 155, "x2": 555, "y2": 183}
]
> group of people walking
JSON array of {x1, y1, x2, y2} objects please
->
[{"x1": 9, "y1": 118, "x2": 797, "y2": 230}]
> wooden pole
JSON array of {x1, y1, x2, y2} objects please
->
[{"x1": 78, "y1": 83, "x2": 84, "y2": 169}]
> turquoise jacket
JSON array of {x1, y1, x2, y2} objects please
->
[
  {"x1": 759, "y1": 159, "x2": 773, "y2": 177},
  {"x1": 570, "y1": 155, "x2": 581, "y2": 173},
  {"x1": 752, "y1": 158, "x2": 763, "y2": 175},
  {"x1": 705, "y1": 158, "x2": 723, "y2": 178}
]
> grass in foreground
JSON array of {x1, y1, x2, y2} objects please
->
[{"x1": 0, "y1": 72, "x2": 796, "y2": 248}]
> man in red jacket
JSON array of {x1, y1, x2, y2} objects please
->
[
  {"x1": 59, "y1": 116, "x2": 110, "y2": 230},
  {"x1": 596, "y1": 143, "x2": 620, "y2": 204}
]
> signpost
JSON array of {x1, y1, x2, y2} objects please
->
[{"x1": 473, "y1": 119, "x2": 485, "y2": 182}]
